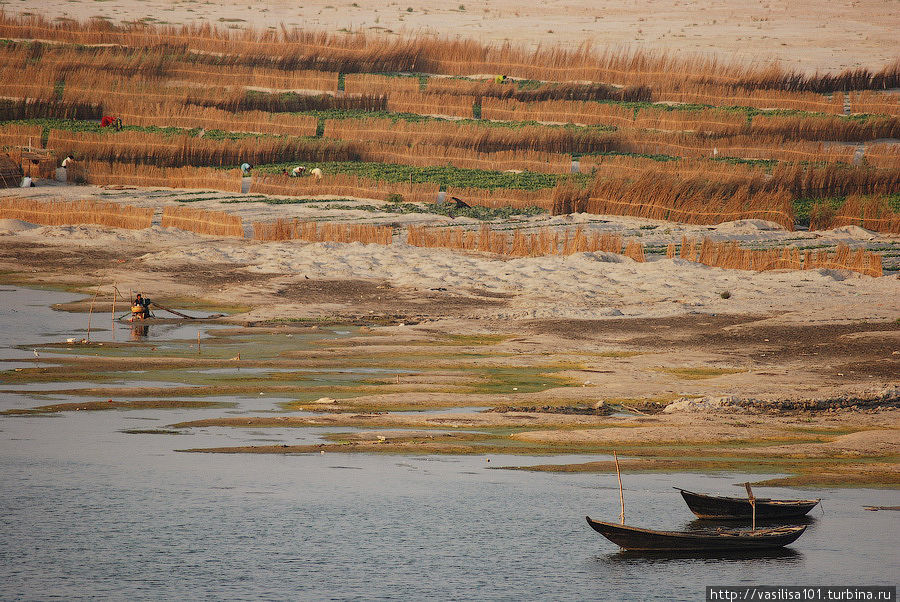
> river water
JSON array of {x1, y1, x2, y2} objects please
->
[{"x1": 0, "y1": 286, "x2": 896, "y2": 600}]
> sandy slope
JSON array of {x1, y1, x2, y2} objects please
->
[{"x1": 7, "y1": 0, "x2": 899, "y2": 73}]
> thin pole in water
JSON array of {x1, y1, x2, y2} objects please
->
[
  {"x1": 86, "y1": 285, "x2": 101, "y2": 343},
  {"x1": 197, "y1": 330, "x2": 201, "y2": 355},
  {"x1": 111, "y1": 285, "x2": 117, "y2": 341},
  {"x1": 744, "y1": 482, "x2": 756, "y2": 531},
  {"x1": 614, "y1": 451, "x2": 625, "y2": 525}
]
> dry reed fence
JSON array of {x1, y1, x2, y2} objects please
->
[
  {"x1": 323, "y1": 117, "x2": 616, "y2": 154},
  {"x1": 252, "y1": 219, "x2": 393, "y2": 244},
  {"x1": 654, "y1": 84, "x2": 844, "y2": 114},
  {"x1": 615, "y1": 131, "x2": 856, "y2": 163},
  {"x1": 481, "y1": 98, "x2": 635, "y2": 127},
  {"x1": 360, "y1": 141, "x2": 571, "y2": 174},
  {"x1": 167, "y1": 61, "x2": 339, "y2": 92},
  {"x1": 0, "y1": 65, "x2": 58, "y2": 100},
  {"x1": 849, "y1": 92, "x2": 899, "y2": 116},
  {"x1": 161, "y1": 205, "x2": 244, "y2": 237},
  {"x1": 863, "y1": 144, "x2": 900, "y2": 169},
  {"x1": 62, "y1": 72, "x2": 235, "y2": 109},
  {"x1": 386, "y1": 92, "x2": 475, "y2": 119},
  {"x1": 344, "y1": 74, "x2": 420, "y2": 95},
  {"x1": 0, "y1": 197, "x2": 153, "y2": 229},
  {"x1": 407, "y1": 224, "x2": 646, "y2": 261},
  {"x1": 34, "y1": 45, "x2": 171, "y2": 79},
  {"x1": 47, "y1": 129, "x2": 355, "y2": 167},
  {"x1": 669, "y1": 236, "x2": 882, "y2": 277},
  {"x1": 812, "y1": 195, "x2": 900, "y2": 234},
  {"x1": 2, "y1": 14, "x2": 898, "y2": 92},
  {"x1": 768, "y1": 163, "x2": 900, "y2": 198},
  {"x1": 580, "y1": 155, "x2": 766, "y2": 182},
  {"x1": 71, "y1": 161, "x2": 243, "y2": 192},
  {"x1": 0, "y1": 124, "x2": 44, "y2": 149},
  {"x1": 0, "y1": 97, "x2": 102, "y2": 121},
  {"x1": 634, "y1": 107, "x2": 748, "y2": 136},
  {"x1": 749, "y1": 114, "x2": 900, "y2": 142},
  {"x1": 111, "y1": 102, "x2": 319, "y2": 137},
  {"x1": 580, "y1": 174, "x2": 796, "y2": 230},
  {"x1": 425, "y1": 77, "x2": 516, "y2": 97},
  {"x1": 444, "y1": 186, "x2": 553, "y2": 210},
  {"x1": 250, "y1": 173, "x2": 439, "y2": 204}
]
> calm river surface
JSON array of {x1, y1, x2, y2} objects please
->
[{"x1": 0, "y1": 286, "x2": 896, "y2": 601}]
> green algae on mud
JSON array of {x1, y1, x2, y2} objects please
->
[
  {"x1": 505, "y1": 456, "x2": 900, "y2": 488},
  {"x1": 1, "y1": 399, "x2": 236, "y2": 415}
]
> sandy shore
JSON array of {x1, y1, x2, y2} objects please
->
[{"x1": 1, "y1": 182, "x2": 897, "y2": 485}]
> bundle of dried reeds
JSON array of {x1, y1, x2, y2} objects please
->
[
  {"x1": 654, "y1": 83, "x2": 844, "y2": 114},
  {"x1": 252, "y1": 219, "x2": 393, "y2": 244},
  {"x1": 359, "y1": 141, "x2": 571, "y2": 173},
  {"x1": 635, "y1": 107, "x2": 748, "y2": 135},
  {"x1": 863, "y1": 144, "x2": 900, "y2": 169},
  {"x1": 849, "y1": 92, "x2": 899, "y2": 116},
  {"x1": 750, "y1": 114, "x2": 900, "y2": 142},
  {"x1": 74, "y1": 161, "x2": 243, "y2": 192},
  {"x1": 675, "y1": 236, "x2": 882, "y2": 277},
  {"x1": 344, "y1": 73, "x2": 420, "y2": 95},
  {"x1": 0, "y1": 124, "x2": 45, "y2": 150},
  {"x1": 162, "y1": 205, "x2": 244, "y2": 237},
  {"x1": 250, "y1": 173, "x2": 439, "y2": 204},
  {"x1": 481, "y1": 98, "x2": 635, "y2": 127},
  {"x1": 584, "y1": 173, "x2": 796, "y2": 229},
  {"x1": 386, "y1": 92, "x2": 475, "y2": 119},
  {"x1": 112, "y1": 101, "x2": 318, "y2": 137},
  {"x1": 0, "y1": 197, "x2": 153, "y2": 229}
]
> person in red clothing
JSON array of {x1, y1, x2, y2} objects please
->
[{"x1": 101, "y1": 116, "x2": 115, "y2": 127}]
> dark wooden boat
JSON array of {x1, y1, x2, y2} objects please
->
[
  {"x1": 585, "y1": 517, "x2": 806, "y2": 551},
  {"x1": 677, "y1": 488, "x2": 820, "y2": 520}
]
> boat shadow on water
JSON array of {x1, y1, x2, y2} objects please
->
[{"x1": 594, "y1": 547, "x2": 803, "y2": 563}]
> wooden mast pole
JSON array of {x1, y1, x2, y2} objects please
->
[{"x1": 614, "y1": 451, "x2": 625, "y2": 525}]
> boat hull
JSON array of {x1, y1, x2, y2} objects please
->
[
  {"x1": 678, "y1": 489, "x2": 820, "y2": 520},
  {"x1": 585, "y1": 517, "x2": 806, "y2": 551}
]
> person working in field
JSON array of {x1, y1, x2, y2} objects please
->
[
  {"x1": 310, "y1": 167, "x2": 323, "y2": 179},
  {"x1": 241, "y1": 162, "x2": 252, "y2": 176},
  {"x1": 291, "y1": 165, "x2": 306, "y2": 177},
  {"x1": 61, "y1": 155, "x2": 75, "y2": 169},
  {"x1": 131, "y1": 294, "x2": 152, "y2": 320}
]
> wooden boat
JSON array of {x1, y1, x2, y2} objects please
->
[
  {"x1": 677, "y1": 488, "x2": 820, "y2": 520},
  {"x1": 585, "y1": 517, "x2": 806, "y2": 551}
]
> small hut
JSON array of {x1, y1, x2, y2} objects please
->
[{"x1": 0, "y1": 153, "x2": 23, "y2": 188}]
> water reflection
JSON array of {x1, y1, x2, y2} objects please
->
[
  {"x1": 595, "y1": 548, "x2": 803, "y2": 563},
  {"x1": 130, "y1": 323, "x2": 150, "y2": 339}
]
